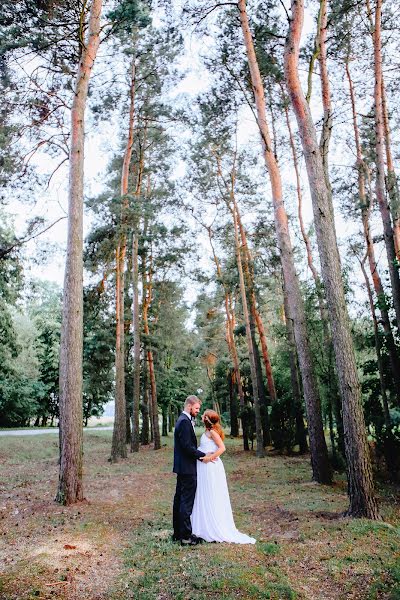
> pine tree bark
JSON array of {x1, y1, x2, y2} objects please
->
[
  {"x1": 285, "y1": 0, "x2": 379, "y2": 517},
  {"x1": 371, "y1": 0, "x2": 400, "y2": 328},
  {"x1": 238, "y1": 0, "x2": 331, "y2": 481},
  {"x1": 346, "y1": 61, "x2": 400, "y2": 398},
  {"x1": 56, "y1": 0, "x2": 103, "y2": 505}
]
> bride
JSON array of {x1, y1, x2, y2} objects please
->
[{"x1": 191, "y1": 409, "x2": 256, "y2": 544}]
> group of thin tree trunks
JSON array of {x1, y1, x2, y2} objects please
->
[{"x1": 3, "y1": 0, "x2": 398, "y2": 521}]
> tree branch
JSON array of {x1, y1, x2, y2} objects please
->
[{"x1": 0, "y1": 217, "x2": 67, "y2": 259}]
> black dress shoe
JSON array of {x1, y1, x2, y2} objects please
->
[
  {"x1": 191, "y1": 534, "x2": 205, "y2": 544},
  {"x1": 180, "y1": 537, "x2": 199, "y2": 546}
]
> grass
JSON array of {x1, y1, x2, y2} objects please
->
[{"x1": 0, "y1": 431, "x2": 399, "y2": 599}]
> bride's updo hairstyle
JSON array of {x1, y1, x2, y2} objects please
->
[{"x1": 203, "y1": 409, "x2": 225, "y2": 440}]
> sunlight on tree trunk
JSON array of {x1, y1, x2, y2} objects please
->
[
  {"x1": 238, "y1": 0, "x2": 331, "y2": 482},
  {"x1": 57, "y1": 0, "x2": 103, "y2": 504},
  {"x1": 285, "y1": 0, "x2": 379, "y2": 517}
]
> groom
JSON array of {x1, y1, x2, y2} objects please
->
[{"x1": 173, "y1": 395, "x2": 212, "y2": 546}]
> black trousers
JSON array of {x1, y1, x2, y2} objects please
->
[{"x1": 173, "y1": 474, "x2": 197, "y2": 540}]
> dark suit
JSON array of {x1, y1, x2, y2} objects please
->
[{"x1": 173, "y1": 413, "x2": 205, "y2": 540}]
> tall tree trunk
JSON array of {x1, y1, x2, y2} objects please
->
[
  {"x1": 111, "y1": 58, "x2": 136, "y2": 462},
  {"x1": 162, "y1": 406, "x2": 168, "y2": 437},
  {"x1": 238, "y1": 0, "x2": 331, "y2": 482},
  {"x1": 251, "y1": 310, "x2": 271, "y2": 447},
  {"x1": 148, "y1": 387, "x2": 154, "y2": 443},
  {"x1": 168, "y1": 406, "x2": 174, "y2": 433},
  {"x1": 359, "y1": 256, "x2": 391, "y2": 426},
  {"x1": 233, "y1": 202, "x2": 264, "y2": 457},
  {"x1": 283, "y1": 287, "x2": 308, "y2": 454},
  {"x1": 359, "y1": 251, "x2": 400, "y2": 479},
  {"x1": 229, "y1": 369, "x2": 240, "y2": 436},
  {"x1": 235, "y1": 205, "x2": 277, "y2": 405},
  {"x1": 131, "y1": 231, "x2": 141, "y2": 451},
  {"x1": 371, "y1": 0, "x2": 400, "y2": 328},
  {"x1": 346, "y1": 61, "x2": 400, "y2": 398},
  {"x1": 141, "y1": 358, "x2": 150, "y2": 445},
  {"x1": 143, "y1": 249, "x2": 161, "y2": 450},
  {"x1": 317, "y1": 0, "x2": 332, "y2": 187},
  {"x1": 285, "y1": 0, "x2": 379, "y2": 517},
  {"x1": 56, "y1": 0, "x2": 102, "y2": 505},
  {"x1": 125, "y1": 392, "x2": 132, "y2": 445},
  {"x1": 283, "y1": 88, "x2": 344, "y2": 458},
  {"x1": 207, "y1": 225, "x2": 246, "y2": 445},
  {"x1": 112, "y1": 241, "x2": 127, "y2": 461},
  {"x1": 381, "y1": 77, "x2": 400, "y2": 260}
]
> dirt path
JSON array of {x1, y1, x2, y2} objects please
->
[{"x1": 0, "y1": 434, "x2": 169, "y2": 599}]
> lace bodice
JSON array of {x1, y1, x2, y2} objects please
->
[{"x1": 198, "y1": 432, "x2": 218, "y2": 454}]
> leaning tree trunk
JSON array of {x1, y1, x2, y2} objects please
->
[
  {"x1": 315, "y1": 8, "x2": 346, "y2": 458},
  {"x1": 372, "y1": 0, "x2": 400, "y2": 328},
  {"x1": 235, "y1": 205, "x2": 277, "y2": 406},
  {"x1": 346, "y1": 61, "x2": 400, "y2": 398},
  {"x1": 56, "y1": 0, "x2": 103, "y2": 505},
  {"x1": 283, "y1": 87, "x2": 344, "y2": 457},
  {"x1": 232, "y1": 203, "x2": 264, "y2": 457},
  {"x1": 285, "y1": 0, "x2": 379, "y2": 517},
  {"x1": 238, "y1": 0, "x2": 331, "y2": 482}
]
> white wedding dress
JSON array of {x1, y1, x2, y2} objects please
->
[{"x1": 191, "y1": 432, "x2": 256, "y2": 544}]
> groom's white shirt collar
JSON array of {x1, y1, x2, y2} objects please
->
[{"x1": 183, "y1": 410, "x2": 195, "y2": 429}]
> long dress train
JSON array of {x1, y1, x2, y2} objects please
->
[{"x1": 191, "y1": 432, "x2": 256, "y2": 544}]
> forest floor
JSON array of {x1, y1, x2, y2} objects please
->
[{"x1": 0, "y1": 431, "x2": 399, "y2": 600}]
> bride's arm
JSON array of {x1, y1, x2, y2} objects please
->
[{"x1": 208, "y1": 430, "x2": 225, "y2": 459}]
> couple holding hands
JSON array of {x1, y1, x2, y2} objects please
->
[{"x1": 172, "y1": 395, "x2": 255, "y2": 546}]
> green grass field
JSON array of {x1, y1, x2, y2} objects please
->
[{"x1": 0, "y1": 431, "x2": 399, "y2": 599}]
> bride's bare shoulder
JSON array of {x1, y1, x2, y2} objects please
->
[{"x1": 210, "y1": 429, "x2": 223, "y2": 443}]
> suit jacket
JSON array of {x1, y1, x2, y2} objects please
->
[{"x1": 173, "y1": 413, "x2": 205, "y2": 475}]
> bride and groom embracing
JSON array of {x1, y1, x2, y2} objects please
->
[{"x1": 172, "y1": 395, "x2": 256, "y2": 546}]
